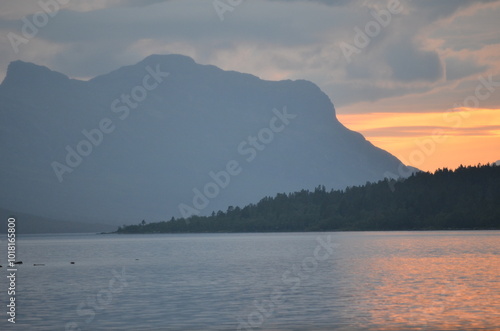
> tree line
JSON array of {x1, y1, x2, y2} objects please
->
[{"x1": 116, "y1": 163, "x2": 500, "y2": 233}]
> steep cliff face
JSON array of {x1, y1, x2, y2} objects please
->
[{"x1": 0, "y1": 54, "x2": 408, "y2": 225}]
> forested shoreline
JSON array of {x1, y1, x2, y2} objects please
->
[{"x1": 116, "y1": 164, "x2": 500, "y2": 233}]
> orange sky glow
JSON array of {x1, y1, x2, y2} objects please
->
[{"x1": 337, "y1": 108, "x2": 500, "y2": 172}]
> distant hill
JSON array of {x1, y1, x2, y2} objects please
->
[
  {"x1": 0, "y1": 54, "x2": 410, "y2": 225},
  {"x1": 117, "y1": 164, "x2": 500, "y2": 233},
  {"x1": 0, "y1": 208, "x2": 115, "y2": 234}
]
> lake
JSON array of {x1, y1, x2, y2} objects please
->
[{"x1": 0, "y1": 231, "x2": 498, "y2": 330}]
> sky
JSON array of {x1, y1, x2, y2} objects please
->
[{"x1": 0, "y1": 0, "x2": 499, "y2": 172}]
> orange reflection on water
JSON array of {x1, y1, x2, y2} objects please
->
[{"x1": 362, "y1": 254, "x2": 500, "y2": 330}]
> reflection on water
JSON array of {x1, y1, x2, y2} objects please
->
[
  {"x1": 359, "y1": 256, "x2": 499, "y2": 330},
  {"x1": 0, "y1": 231, "x2": 498, "y2": 330},
  {"x1": 333, "y1": 232, "x2": 500, "y2": 330}
]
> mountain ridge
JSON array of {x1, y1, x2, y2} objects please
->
[
  {"x1": 0, "y1": 54, "x2": 410, "y2": 226},
  {"x1": 2, "y1": 60, "x2": 71, "y2": 91},
  {"x1": 0, "y1": 208, "x2": 116, "y2": 234}
]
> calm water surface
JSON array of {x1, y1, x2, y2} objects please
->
[{"x1": 0, "y1": 231, "x2": 498, "y2": 330}]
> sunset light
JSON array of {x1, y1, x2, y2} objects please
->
[{"x1": 338, "y1": 108, "x2": 500, "y2": 171}]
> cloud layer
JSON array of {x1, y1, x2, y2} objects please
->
[{"x1": 1, "y1": 0, "x2": 499, "y2": 107}]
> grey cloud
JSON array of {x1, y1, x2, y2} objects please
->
[
  {"x1": 324, "y1": 81, "x2": 429, "y2": 108},
  {"x1": 267, "y1": 0, "x2": 355, "y2": 6},
  {"x1": 445, "y1": 57, "x2": 488, "y2": 81},
  {"x1": 31, "y1": 3, "x2": 332, "y2": 45},
  {"x1": 0, "y1": 0, "x2": 499, "y2": 111},
  {"x1": 386, "y1": 39, "x2": 443, "y2": 82},
  {"x1": 410, "y1": 0, "x2": 499, "y2": 22},
  {"x1": 120, "y1": 0, "x2": 173, "y2": 7},
  {"x1": 410, "y1": 0, "x2": 474, "y2": 22}
]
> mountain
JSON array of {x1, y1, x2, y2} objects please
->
[
  {"x1": 0, "y1": 208, "x2": 115, "y2": 234},
  {"x1": 0, "y1": 54, "x2": 410, "y2": 226}
]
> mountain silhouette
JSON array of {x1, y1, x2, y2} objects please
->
[{"x1": 0, "y1": 54, "x2": 410, "y2": 225}]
